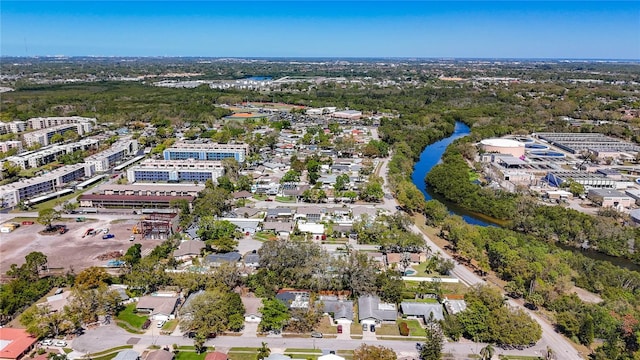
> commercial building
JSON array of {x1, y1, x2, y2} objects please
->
[
  {"x1": 78, "y1": 194, "x2": 194, "y2": 209},
  {"x1": 26, "y1": 116, "x2": 96, "y2": 130},
  {"x1": 162, "y1": 142, "x2": 249, "y2": 163},
  {"x1": 331, "y1": 110, "x2": 362, "y2": 120},
  {"x1": 22, "y1": 123, "x2": 92, "y2": 147},
  {"x1": 0, "y1": 163, "x2": 94, "y2": 208},
  {"x1": 0, "y1": 141, "x2": 22, "y2": 153},
  {"x1": 85, "y1": 139, "x2": 139, "y2": 172},
  {"x1": 544, "y1": 171, "x2": 616, "y2": 189},
  {"x1": 536, "y1": 132, "x2": 640, "y2": 155},
  {"x1": 89, "y1": 183, "x2": 204, "y2": 197},
  {"x1": 127, "y1": 159, "x2": 224, "y2": 183},
  {"x1": 0, "y1": 328, "x2": 37, "y2": 360},
  {"x1": 587, "y1": 189, "x2": 634, "y2": 208},
  {"x1": 5, "y1": 138, "x2": 99, "y2": 169},
  {"x1": 480, "y1": 138, "x2": 526, "y2": 158}
]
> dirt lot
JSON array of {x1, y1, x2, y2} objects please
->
[{"x1": 0, "y1": 215, "x2": 161, "y2": 274}]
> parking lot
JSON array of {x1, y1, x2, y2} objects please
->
[{"x1": 0, "y1": 214, "x2": 159, "y2": 274}]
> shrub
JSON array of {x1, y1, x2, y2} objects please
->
[{"x1": 399, "y1": 322, "x2": 410, "y2": 336}]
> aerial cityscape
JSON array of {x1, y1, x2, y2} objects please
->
[{"x1": 1, "y1": 2, "x2": 639, "y2": 360}]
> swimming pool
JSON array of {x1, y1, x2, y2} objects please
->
[
  {"x1": 404, "y1": 269, "x2": 417, "y2": 276},
  {"x1": 530, "y1": 150, "x2": 565, "y2": 157},
  {"x1": 525, "y1": 143, "x2": 549, "y2": 150}
]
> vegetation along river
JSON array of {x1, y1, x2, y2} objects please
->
[{"x1": 411, "y1": 121, "x2": 640, "y2": 271}]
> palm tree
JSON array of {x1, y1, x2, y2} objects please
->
[
  {"x1": 257, "y1": 342, "x2": 271, "y2": 360},
  {"x1": 480, "y1": 344, "x2": 495, "y2": 360},
  {"x1": 545, "y1": 346, "x2": 555, "y2": 360}
]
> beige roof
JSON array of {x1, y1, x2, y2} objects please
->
[
  {"x1": 146, "y1": 350, "x2": 174, "y2": 360},
  {"x1": 174, "y1": 240, "x2": 206, "y2": 257},
  {"x1": 241, "y1": 297, "x2": 263, "y2": 317},
  {"x1": 136, "y1": 296, "x2": 179, "y2": 316}
]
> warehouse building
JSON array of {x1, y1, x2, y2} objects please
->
[
  {"x1": 587, "y1": 189, "x2": 634, "y2": 208},
  {"x1": 162, "y1": 142, "x2": 249, "y2": 163},
  {"x1": 544, "y1": 171, "x2": 616, "y2": 189}
]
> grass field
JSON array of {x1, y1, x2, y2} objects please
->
[
  {"x1": 398, "y1": 319, "x2": 426, "y2": 336},
  {"x1": 175, "y1": 352, "x2": 207, "y2": 360},
  {"x1": 116, "y1": 303, "x2": 148, "y2": 329},
  {"x1": 376, "y1": 323, "x2": 400, "y2": 336}
]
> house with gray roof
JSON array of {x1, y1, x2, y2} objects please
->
[
  {"x1": 400, "y1": 302, "x2": 445, "y2": 322},
  {"x1": 174, "y1": 240, "x2": 205, "y2": 260},
  {"x1": 204, "y1": 252, "x2": 241, "y2": 267},
  {"x1": 321, "y1": 299, "x2": 354, "y2": 324},
  {"x1": 145, "y1": 350, "x2": 174, "y2": 360},
  {"x1": 136, "y1": 295, "x2": 179, "y2": 321},
  {"x1": 295, "y1": 206, "x2": 324, "y2": 222},
  {"x1": 358, "y1": 295, "x2": 397, "y2": 326},
  {"x1": 113, "y1": 350, "x2": 140, "y2": 360},
  {"x1": 266, "y1": 208, "x2": 293, "y2": 221},
  {"x1": 262, "y1": 221, "x2": 294, "y2": 238},
  {"x1": 244, "y1": 251, "x2": 260, "y2": 268}
]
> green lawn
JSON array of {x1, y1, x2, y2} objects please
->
[
  {"x1": 175, "y1": 352, "x2": 207, "y2": 360},
  {"x1": 88, "y1": 345, "x2": 134, "y2": 357},
  {"x1": 398, "y1": 319, "x2": 426, "y2": 336},
  {"x1": 254, "y1": 231, "x2": 277, "y2": 241},
  {"x1": 315, "y1": 316, "x2": 337, "y2": 334},
  {"x1": 227, "y1": 354, "x2": 257, "y2": 360},
  {"x1": 284, "y1": 348, "x2": 322, "y2": 354},
  {"x1": 376, "y1": 324, "x2": 400, "y2": 336},
  {"x1": 162, "y1": 319, "x2": 178, "y2": 332},
  {"x1": 275, "y1": 196, "x2": 296, "y2": 203},
  {"x1": 116, "y1": 303, "x2": 148, "y2": 329}
]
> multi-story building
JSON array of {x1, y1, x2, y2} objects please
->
[
  {"x1": 0, "y1": 141, "x2": 23, "y2": 153},
  {"x1": 85, "y1": 139, "x2": 139, "y2": 172},
  {"x1": 0, "y1": 121, "x2": 27, "y2": 135},
  {"x1": 127, "y1": 159, "x2": 224, "y2": 183},
  {"x1": 0, "y1": 163, "x2": 94, "y2": 208},
  {"x1": 162, "y1": 142, "x2": 249, "y2": 163},
  {"x1": 22, "y1": 123, "x2": 92, "y2": 148},
  {"x1": 4, "y1": 138, "x2": 99, "y2": 169},
  {"x1": 26, "y1": 116, "x2": 96, "y2": 130}
]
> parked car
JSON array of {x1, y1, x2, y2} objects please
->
[
  {"x1": 157, "y1": 320, "x2": 166, "y2": 328},
  {"x1": 103, "y1": 228, "x2": 109, "y2": 234},
  {"x1": 337, "y1": 325, "x2": 343, "y2": 334},
  {"x1": 40, "y1": 339, "x2": 53, "y2": 346},
  {"x1": 142, "y1": 319, "x2": 151, "y2": 330},
  {"x1": 54, "y1": 340, "x2": 67, "y2": 347},
  {"x1": 102, "y1": 234, "x2": 115, "y2": 239},
  {"x1": 370, "y1": 324, "x2": 376, "y2": 332},
  {"x1": 310, "y1": 331, "x2": 323, "y2": 338}
]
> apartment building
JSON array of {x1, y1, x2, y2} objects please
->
[
  {"x1": 162, "y1": 142, "x2": 249, "y2": 163},
  {"x1": 0, "y1": 141, "x2": 23, "y2": 153},
  {"x1": 0, "y1": 121, "x2": 27, "y2": 135},
  {"x1": 22, "y1": 123, "x2": 92, "y2": 147},
  {"x1": 127, "y1": 159, "x2": 224, "y2": 183},
  {"x1": 85, "y1": 139, "x2": 139, "y2": 172},
  {"x1": 0, "y1": 163, "x2": 94, "y2": 208},
  {"x1": 26, "y1": 116, "x2": 96, "y2": 130},
  {"x1": 5, "y1": 138, "x2": 99, "y2": 169}
]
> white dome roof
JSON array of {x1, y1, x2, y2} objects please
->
[{"x1": 480, "y1": 138, "x2": 524, "y2": 148}]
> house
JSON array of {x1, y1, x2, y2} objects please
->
[
  {"x1": 386, "y1": 253, "x2": 424, "y2": 268},
  {"x1": 366, "y1": 252, "x2": 387, "y2": 268},
  {"x1": 173, "y1": 240, "x2": 206, "y2": 260},
  {"x1": 0, "y1": 328, "x2": 37, "y2": 360},
  {"x1": 204, "y1": 352, "x2": 228, "y2": 360},
  {"x1": 266, "y1": 208, "x2": 293, "y2": 221},
  {"x1": 321, "y1": 299, "x2": 354, "y2": 324},
  {"x1": 443, "y1": 295, "x2": 467, "y2": 315},
  {"x1": 232, "y1": 190, "x2": 252, "y2": 199},
  {"x1": 244, "y1": 251, "x2": 260, "y2": 268},
  {"x1": 221, "y1": 218, "x2": 261, "y2": 235},
  {"x1": 113, "y1": 350, "x2": 140, "y2": 360},
  {"x1": 241, "y1": 297, "x2": 263, "y2": 323},
  {"x1": 351, "y1": 206, "x2": 378, "y2": 220},
  {"x1": 232, "y1": 207, "x2": 262, "y2": 218},
  {"x1": 358, "y1": 295, "x2": 397, "y2": 327},
  {"x1": 297, "y1": 222, "x2": 325, "y2": 241},
  {"x1": 276, "y1": 289, "x2": 310, "y2": 309},
  {"x1": 204, "y1": 252, "x2": 241, "y2": 267},
  {"x1": 136, "y1": 296, "x2": 180, "y2": 321},
  {"x1": 295, "y1": 207, "x2": 324, "y2": 222},
  {"x1": 400, "y1": 302, "x2": 445, "y2": 323},
  {"x1": 145, "y1": 350, "x2": 174, "y2": 360},
  {"x1": 262, "y1": 221, "x2": 294, "y2": 238}
]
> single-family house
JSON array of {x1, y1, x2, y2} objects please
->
[
  {"x1": 276, "y1": 289, "x2": 310, "y2": 309},
  {"x1": 295, "y1": 207, "x2": 324, "y2": 222},
  {"x1": 400, "y1": 302, "x2": 445, "y2": 323},
  {"x1": 221, "y1": 218, "x2": 261, "y2": 235},
  {"x1": 244, "y1": 251, "x2": 260, "y2": 268},
  {"x1": 386, "y1": 253, "x2": 424, "y2": 268},
  {"x1": 366, "y1": 252, "x2": 387, "y2": 268},
  {"x1": 262, "y1": 221, "x2": 294, "y2": 238},
  {"x1": 351, "y1": 206, "x2": 378, "y2": 220},
  {"x1": 173, "y1": 240, "x2": 205, "y2": 261},
  {"x1": 266, "y1": 208, "x2": 294, "y2": 221},
  {"x1": 321, "y1": 299, "x2": 354, "y2": 324},
  {"x1": 443, "y1": 295, "x2": 467, "y2": 315},
  {"x1": 297, "y1": 222, "x2": 325, "y2": 241},
  {"x1": 232, "y1": 207, "x2": 263, "y2": 218},
  {"x1": 241, "y1": 297, "x2": 263, "y2": 323},
  {"x1": 136, "y1": 296, "x2": 180, "y2": 321},
  {"x1": 232, "y1": 190, "x2": 252, "y2": 200},
  {"x1": 358, "y1": 295, "x2": 397, "y2": 327},
  {"x1": 145, "y1": 350, "x2": 173, "y2": 360},
  {"x1": 204, "y1": 252, "x2": 241, "y2": 267}
]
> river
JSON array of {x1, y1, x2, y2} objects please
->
[
  {"x1": 411, "y1": 121, "x2": 640, "y2": 271},
  {"x1": 411, "y1": 122, "x2": 499, "y2": 226}
]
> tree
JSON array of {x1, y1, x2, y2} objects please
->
[
  {"x1": 197, "y1": 218, "x2": 240, "y2": 252},
  {"x1": 334, "y1": 173, "x2": 350, "y2": 192},
  {"x1": 74, "y1": 267, "x2": 111, "y2": 289},
  {"x1": 256, "y1": 342, "x2": 271, "y2": 360},
  {"x1": 281, "y1": 170, "x2": 301, "y2": 183},
  {"x1": 259, "y1": 298, "x2": 290, "y2": 333},
  {"x1": 193, "y1": 333, "x2": 206, "y2": 354},
  {"x1": 480, "y1": 344, "x2": 495, "y2": 360},
  {"x1": 24, "y1": 251, "x2": 48, "y2": 279},
  {"x1": 359, "y1": 181, "x2": 384, "y2": 202},
  {"x1": 62, "y1": 202, "x2": 78, "y2": 214},
  {"x1": 50, "y1": 133, "x2": 64, "y2": 144},
  {"x1": 38, "y1": 208, "x2": 61, "y2": 230},
  {"x1": 421, "y1": 313, "x2": 444, "y2": 360},
  {"x1": 179, "y1": 289, "x2": 245, "y2": 338},
  {"x1": 62, "y1": 130, "x2": 79, "y2": 142},
  {"x1": 423, "y1": 200, "x2": 449, "y2": 226},
  {"x1": 2, "y1": 160, "x2": 21, "y2": 178},
  {"x1": 353, "y1": 344, "x2": 397, "y2": 360},
  {"x1": 123, "y1": 244, "x2": 142, "y2": 266}
]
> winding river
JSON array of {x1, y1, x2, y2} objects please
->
[{"x1": 411, "y1": 121, "x2": 640, "y2": 271}]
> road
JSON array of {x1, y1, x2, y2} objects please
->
[
  {"x1": 377, "y1": 155, "x2": 584, "y2": 360},
  {"x1": 72, "y1": 324, "x2": 553, "y2": 359}
]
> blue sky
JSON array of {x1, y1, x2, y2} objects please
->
[{"x1": 2, "y1": 1, "x2": 639, "y2": 59}]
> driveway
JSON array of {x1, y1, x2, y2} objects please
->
[
  {"x1": 336, "y1": 323, "x2": 351, "y2": 340},
  {"x1": 241, "y1": 322, "x2": 259, "y2": 337}
]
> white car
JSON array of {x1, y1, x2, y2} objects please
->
[
  {"x1": 103, "y1": 228, "x2": 109, "y2": 234},
  {"x1": 41, "y1": 339, "x2": 53, "y2": 346},
  {"x1": 157, "y1": 320, "x2": 166, "y2": 328},
  {"x1": 54, "y1": 340, "x2": 67, "y2": 347}
]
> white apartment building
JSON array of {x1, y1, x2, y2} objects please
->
[
  {"x1": 22, "y1": 123, "x2": 92, "y2": 147},
  {"x1": 85, "y1": 139, "x2": 139, "y2": 172},
  {"x1": 0, "y1": 141, "x2": 23, "y2": 153},
  {"x1": 27, "y1": 116, "x2": 96, "y2": 130},
  {"x1": 0, "y1": 121, "x2": 27, "y2": 135},
  {"x1": 5, "y1": 138, "x2": 99, "y2": 169},
  {"x1": 127, "y1": 159, "x2": 224, "y2": 183}
]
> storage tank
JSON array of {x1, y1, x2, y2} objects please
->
[{"x1": 480, "y1": 138, "x2": 526, "y2": 157}]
